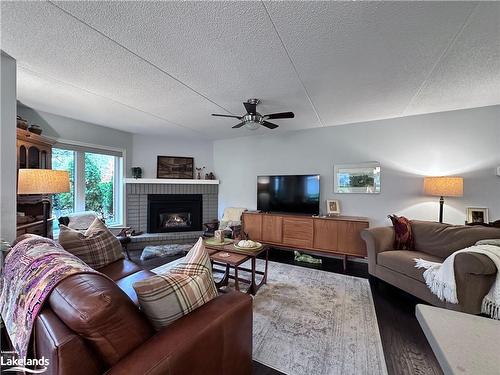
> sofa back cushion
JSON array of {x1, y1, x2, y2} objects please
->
[
  {"x1": 49, "y1": 273, "x2": 154, "y2": 366},
  {"x1": 411, "y1": 220, "x2": 500, "y2": 258},
  {"x1": 133, "y1": 238, "x2": 218, "y2": 330},
  {"x1": 59, "y1": 218, "x2": 124, "y2": 269}
]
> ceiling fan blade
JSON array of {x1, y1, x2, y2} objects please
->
[
  {"x1": 232, "y1": 122, "x2": 245, "y2": 129},
  {"x1": 265, "y1": 112, "x2": 295, "y2": 119},
  {"x1": 261, "y1": 121, "x2": 279, "y2": 129},
  {"x1": 212, "y1": 114, "x2": 242, "y2": 119},
  {"x1": 243, "y1": 102, "x2": 257, "y2": 114}
]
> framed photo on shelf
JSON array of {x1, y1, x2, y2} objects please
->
[
  {"x1": 326, "y1": 199, "x2": 340, "y2": 216},
  {"x1": 157, "y1": 156, "x2": 194, "y2": 179},
  {"x1": 466, "y1": 207, "x2": 489, "y2": 224}
]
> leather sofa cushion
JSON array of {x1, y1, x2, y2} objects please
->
[
  {"x1": 377, "y1": 250, "x2": 443, "y2": 282},
  {"x1": 115, "y1": 270, "x2": 153, "y2": 305},
  {"x1": 99, "y1": 259, "x2": 142, "y2": 281},
  {"x1": 411, "y1": 220, "x2": 500, "y2": 258},
  {"x1": 49, "y1": 273, "x2": 154, "y2": 367}
]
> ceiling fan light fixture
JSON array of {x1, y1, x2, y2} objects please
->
[{"x1": 244, "y1": 120, "x2": 260, "y2": 130}]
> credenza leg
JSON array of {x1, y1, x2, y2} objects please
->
[{"x1": 343, "y1": 255, "x2": 347, "y2": 272}]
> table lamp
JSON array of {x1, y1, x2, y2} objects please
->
[
  {"x1": 424, "y1": 176, "x2": 463, "y2": 223},
  {"x1": 18, "y1": 169, "x2": 70, "y2": 237}
]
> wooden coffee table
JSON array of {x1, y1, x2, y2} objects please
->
[{"x1": 204, "y1": 240, "x2": 269, "y2": 295}]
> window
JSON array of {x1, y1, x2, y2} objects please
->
[
  {"x1": 51, "y1": 145, "x2": 123, "y2": 228},
  {"x1": 52, "y1": 148, "x2": 75, "y2": 230}
]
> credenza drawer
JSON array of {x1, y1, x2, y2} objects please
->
[{"x1": 282, "y1": 217, "x2": 313, "y2": 248}]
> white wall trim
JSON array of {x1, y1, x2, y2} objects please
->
[{"x1": 124, "y1": 178, "x2": 219, "y2": 185}]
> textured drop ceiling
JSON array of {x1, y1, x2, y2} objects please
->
[{"x1": 1, "y1": 1, "x2": 499, "y2": 139}]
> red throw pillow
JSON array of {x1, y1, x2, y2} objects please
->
[{"x1": 388, "y1": 215, "x2": 414, "y2": 250}]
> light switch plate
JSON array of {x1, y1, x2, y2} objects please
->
[{"x1": 497, "y1": 166, "x2": 500, "y2": 176}]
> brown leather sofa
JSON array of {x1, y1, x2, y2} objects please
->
[
  {"x1": 361, "y1": 220, "x2": 500, "y2": 314},
  {"x1": 33, "y1": 258, "x2": 253, "y2": 375}
]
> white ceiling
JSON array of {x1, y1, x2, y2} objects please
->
[{"x1": 1, "y1": 1, "x2": 499, "y2": 140}]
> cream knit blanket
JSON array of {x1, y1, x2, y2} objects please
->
[{"x1": 414, "y1": 242, "x2": 500, "y2": 319}]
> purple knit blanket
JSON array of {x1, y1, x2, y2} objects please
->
[{"x1": 0, "y1": 235, "x2": 99, "y2": 358}]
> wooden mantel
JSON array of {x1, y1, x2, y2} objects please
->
[{"x1": 124, "y1": 178, "x2": 219, "y2": 185}]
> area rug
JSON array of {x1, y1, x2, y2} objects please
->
[
  {"x1": 140, "y1": 243, "x2": 193, "y2": 261},
  {"x1": 250, "y1": 261, "x2": 388, "y2": 375},
  {"x1": 152, "y1": 258, "x2": 388, "y2": 375}
]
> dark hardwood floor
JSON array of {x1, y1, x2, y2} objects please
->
[{"x1": 131, "y1": 246, "x2": 442, "y2": 375}]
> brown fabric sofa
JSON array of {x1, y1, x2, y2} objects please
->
[
  {"x1": 361, "y1": 220, "x2": 500, "y2": 314},
  {"x1": 33, "y1": 258, "x2": 253, "y2": 375}
]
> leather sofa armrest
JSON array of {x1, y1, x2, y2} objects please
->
[
  {"x1": 455, "y1": 252, "x2": 497, "y2": 275},
  {"x1": 106, "y1": 291, "x2": 253, "y2": 375},
  {"x1": 361, "y1": 226, "x2": 395, "y2": 275}
]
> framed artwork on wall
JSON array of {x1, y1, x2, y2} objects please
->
[
  {"x1": 466, "y1": 207, "x2": 489, "y2": 224},
  {"x1": 334, "y1": 162, "x2": 381, "y2": 194},
  {"x1": 157, "y1": 156, "x2": 194, "y2": 179}
]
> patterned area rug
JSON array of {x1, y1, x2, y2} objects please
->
[
  {"x1": 152, "y1": 258, "x2": 387, "y2": 375},
  {"x1": 251, "y1": 261, "x2": 387, "y2": 375}
]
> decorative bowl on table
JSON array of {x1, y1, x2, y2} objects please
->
[{"x1": 234, "y1": 240, "x2": 262, "y2": 251}]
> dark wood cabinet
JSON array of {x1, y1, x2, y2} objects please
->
[
  {"x1": 16, "y1": 129, "x2": 56, "y2": 237},
  {"x1": 243, "y1": 212, "x2": 369, "y2": 259}
]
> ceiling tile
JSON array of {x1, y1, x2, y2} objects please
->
[
  {"x1": 404, "y1": 2, "x2": 500, "y2": 115},
  {"x1": 264, "y1": 1, "x2": 477, "y2": 125}
]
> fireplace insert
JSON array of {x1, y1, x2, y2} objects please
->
[{"x1": 147, "y1": 194, "x2": 202, "y2": 233}]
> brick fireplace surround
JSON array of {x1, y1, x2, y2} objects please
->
[{"x1": 125, "y1": 179, "x2": 219, "y2": 250}]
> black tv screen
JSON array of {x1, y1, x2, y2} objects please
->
[{"x1": 257, "y1": 175, "x2": 320, "y2": 215}]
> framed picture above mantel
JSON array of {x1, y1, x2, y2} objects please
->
[{"x1": 157, "y1": 156, "x2": 194, "y2": 179}]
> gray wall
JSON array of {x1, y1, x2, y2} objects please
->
[
  {"x1": 17, "y1": 105, "x2": 134, "y2": 174},
  {"x1": 131, "y1": 134, "x2": 214, "y2": 178},
  {"x1": 214, "y1": 106, "x2": 500, "y2": 227},
  {"x1": 1, "y1": 52, "x2": 17, "y2": 243}
]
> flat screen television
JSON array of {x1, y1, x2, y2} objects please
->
[{"x1": 257, "y1": 174, "x2": 320, "y2": 215}]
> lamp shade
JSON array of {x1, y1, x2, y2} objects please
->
[
  {"x1": 423, "y1": 176, "x2": 463, "y2": 197},
  {"x1": 18, "y1": 169, "x2": 70, "y2": 195}
]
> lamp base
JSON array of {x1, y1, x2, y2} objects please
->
[
  {"x1": 439, "y1": 196, "x2": 444, "y2": 224},
  {"x1": 41, "y1": 198, "x2": 50, "y2": 238}
]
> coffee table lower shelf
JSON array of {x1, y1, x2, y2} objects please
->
[{"x1": 206, "y1": 243, "x2": 269, "y2": 295}]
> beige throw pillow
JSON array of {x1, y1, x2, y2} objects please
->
[
  {"x1": 58, "y1": 217, "x2": 124, "y2": 269},
  {"x1": 133, "y1": 238, "x2": 218, "y2": 330}
]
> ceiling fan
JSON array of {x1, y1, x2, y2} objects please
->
[{"x1": 211, "y1": 99, "x2": 294, "y2": 130}]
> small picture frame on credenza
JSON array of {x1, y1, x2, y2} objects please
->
[
  {"x1": 326, "y1": 199, "x2": 340, "y2": 216},
  {"x1": 466, "y1": 207, "x2": 489, "y2": 224}
]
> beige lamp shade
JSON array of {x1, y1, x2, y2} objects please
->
[
  {"x1": 423, "y1": 176, "x2": 463, "y2": 197},
  {"x1": 18, "y1": 169, "x2": 70, "y2": 195}
]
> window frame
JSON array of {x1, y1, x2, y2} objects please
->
[{"x1": 52, "y1": 140, "x2": 125, "y2": 227}]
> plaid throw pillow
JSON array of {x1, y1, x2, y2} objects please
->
[
  {"x1": 133, "y1": 238, "x2": 218, "y2": 330},
  {"x1": 58, "y1": 218, "x2": 124, "y2": 269},
  {"x1": 388, "y1": 214, "x2": 414, "y2": 250}
]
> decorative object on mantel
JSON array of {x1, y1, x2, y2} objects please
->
[
  {"x1": 334, "y1": 161, "x2": 381, "y2": 194},
  {"x1": 17, "y1": 169, "x2": 70, "y2": 237},
  {"x1": 157, "y1": 156, "x2": 194, "y2": 179},
  {"x1": 16, "y1": 115, "x2": 28, "y2": 130},
  {"x1": 131, "y1": 166, "x2": 142, "y2": 179},
  {"x1": 424, "y1": 176, "x2": 463, "y2": 223},
  {"x1": 326, "y1": 199, "x2": 340, "y2": 216},
  {"x1": 27, "y1": 124, "x2": 42, "y2": 135},
  {"x1": 195, "y1": 166, "x2": 206, "y2": 179},
  {"x1": 123, "y1": 178, "x2": 219, "y2": 185},
  {"x1": 466, "y1": 207, "x2": 489, "y2": 224},
  {"x1": 207, "y1": 172, "x2": 216, "y2": 180}
]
